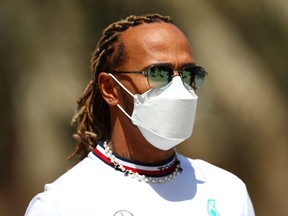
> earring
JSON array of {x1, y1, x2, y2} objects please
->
[{"x1": 108, "y1": 98, "x2": 113, "y2": 103}]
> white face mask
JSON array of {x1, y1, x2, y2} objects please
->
[{"x1": 109, "y1": 74, "x2": 198, "y2": 151}]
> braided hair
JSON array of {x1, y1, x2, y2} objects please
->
[{"x1": 68, "y1": 14, "x2": 174, "y2": 162}]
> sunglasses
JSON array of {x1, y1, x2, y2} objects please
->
[{"x1": 110, "y1": 64, "x2": 208, "y2": 89}]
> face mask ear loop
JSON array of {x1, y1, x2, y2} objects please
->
[
  {"x1": 116, "y1": 104, "x2": 133, "y2": 120},
  {"x1": 109, "y1": 73, "x2": 134, "y2": 120},
  {"x1": 109, "y1": 73, "x2": 134, "y2": 97}
]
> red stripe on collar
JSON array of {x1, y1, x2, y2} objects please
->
[{"x1": 93, "y1": 144, "x2": 179, "y2": 177}]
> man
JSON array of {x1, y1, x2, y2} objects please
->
[{"x1": 25, "y1": 14, "x2": 255, "y2": 215}]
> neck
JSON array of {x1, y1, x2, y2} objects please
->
[
  {"x1": 108, "y1": 136, "x2": 175, "y2": 164},
  {"x1": 109, "y1": 118, "x2": 175, "y2": 164}
]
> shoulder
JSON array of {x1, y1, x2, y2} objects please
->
[
  {"x1": 44, "y1": 151, "x2": 112, "y2": 194},
  {"x1": 177, "y1": 154, "x2": 255, "y2": 215},
  {"x1": 178, "y1": 154, "x2": 247, "y2": 190},
  {"x1": 25, "y1": 191, "x2": 61, "y2": 216},
  {"x1": 25, "y1": 152, "x2": 103, "y2": 215}
]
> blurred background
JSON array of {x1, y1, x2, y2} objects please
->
[{"x1": 0, "y1": 0, "x2": 287, "y2": 215}]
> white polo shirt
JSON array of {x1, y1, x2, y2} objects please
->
[{"x1": 25, "y1": 145, "x2": 255, "y2": 216}]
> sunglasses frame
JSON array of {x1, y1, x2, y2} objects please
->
[{"x1": 109, "y1": 64, "x2": 208, "y2": 89}]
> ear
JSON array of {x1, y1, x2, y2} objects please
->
[{"x1": 98, "y1": 72, "x2": 119, "y2": 106}]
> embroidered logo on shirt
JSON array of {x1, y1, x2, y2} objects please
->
[
  {"x1": 114, "y1": 210, "x2": 134, "y2": 216},
  {"x1": 207, "y1": 199, "x2": 220, "y2": 216}
]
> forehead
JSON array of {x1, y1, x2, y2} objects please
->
[{"x1": 120, "y1": 22, "x2": 193, "y2": 68}]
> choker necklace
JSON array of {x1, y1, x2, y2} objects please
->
[{"x1": 94, "y1": 141, "x2": 183, "y2": 183}]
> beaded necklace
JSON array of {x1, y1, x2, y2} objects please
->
[{"x1": 94, "y1": 141, "x2": 183, "y2": 183}]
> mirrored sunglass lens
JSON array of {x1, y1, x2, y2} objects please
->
[
  {"x1": 182, "y1": 69, "x2": 193, "y2": 86},
  {"x1": 147, "y1": 66, "x2": 172, "y2": 88},
  {"x1": 195, "y1": 69, "x2": 207, "y2": 88},
  {"x1": 182, "y1": 66, "x2": 207, "y2": 89}
]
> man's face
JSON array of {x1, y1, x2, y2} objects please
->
[{"x1": 116, "y1": 22, "x2": 195, "y2": 95}]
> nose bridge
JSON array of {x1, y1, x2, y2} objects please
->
[{"x1": 172, "y1": 69, "x2": 181, "y2": 78}]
